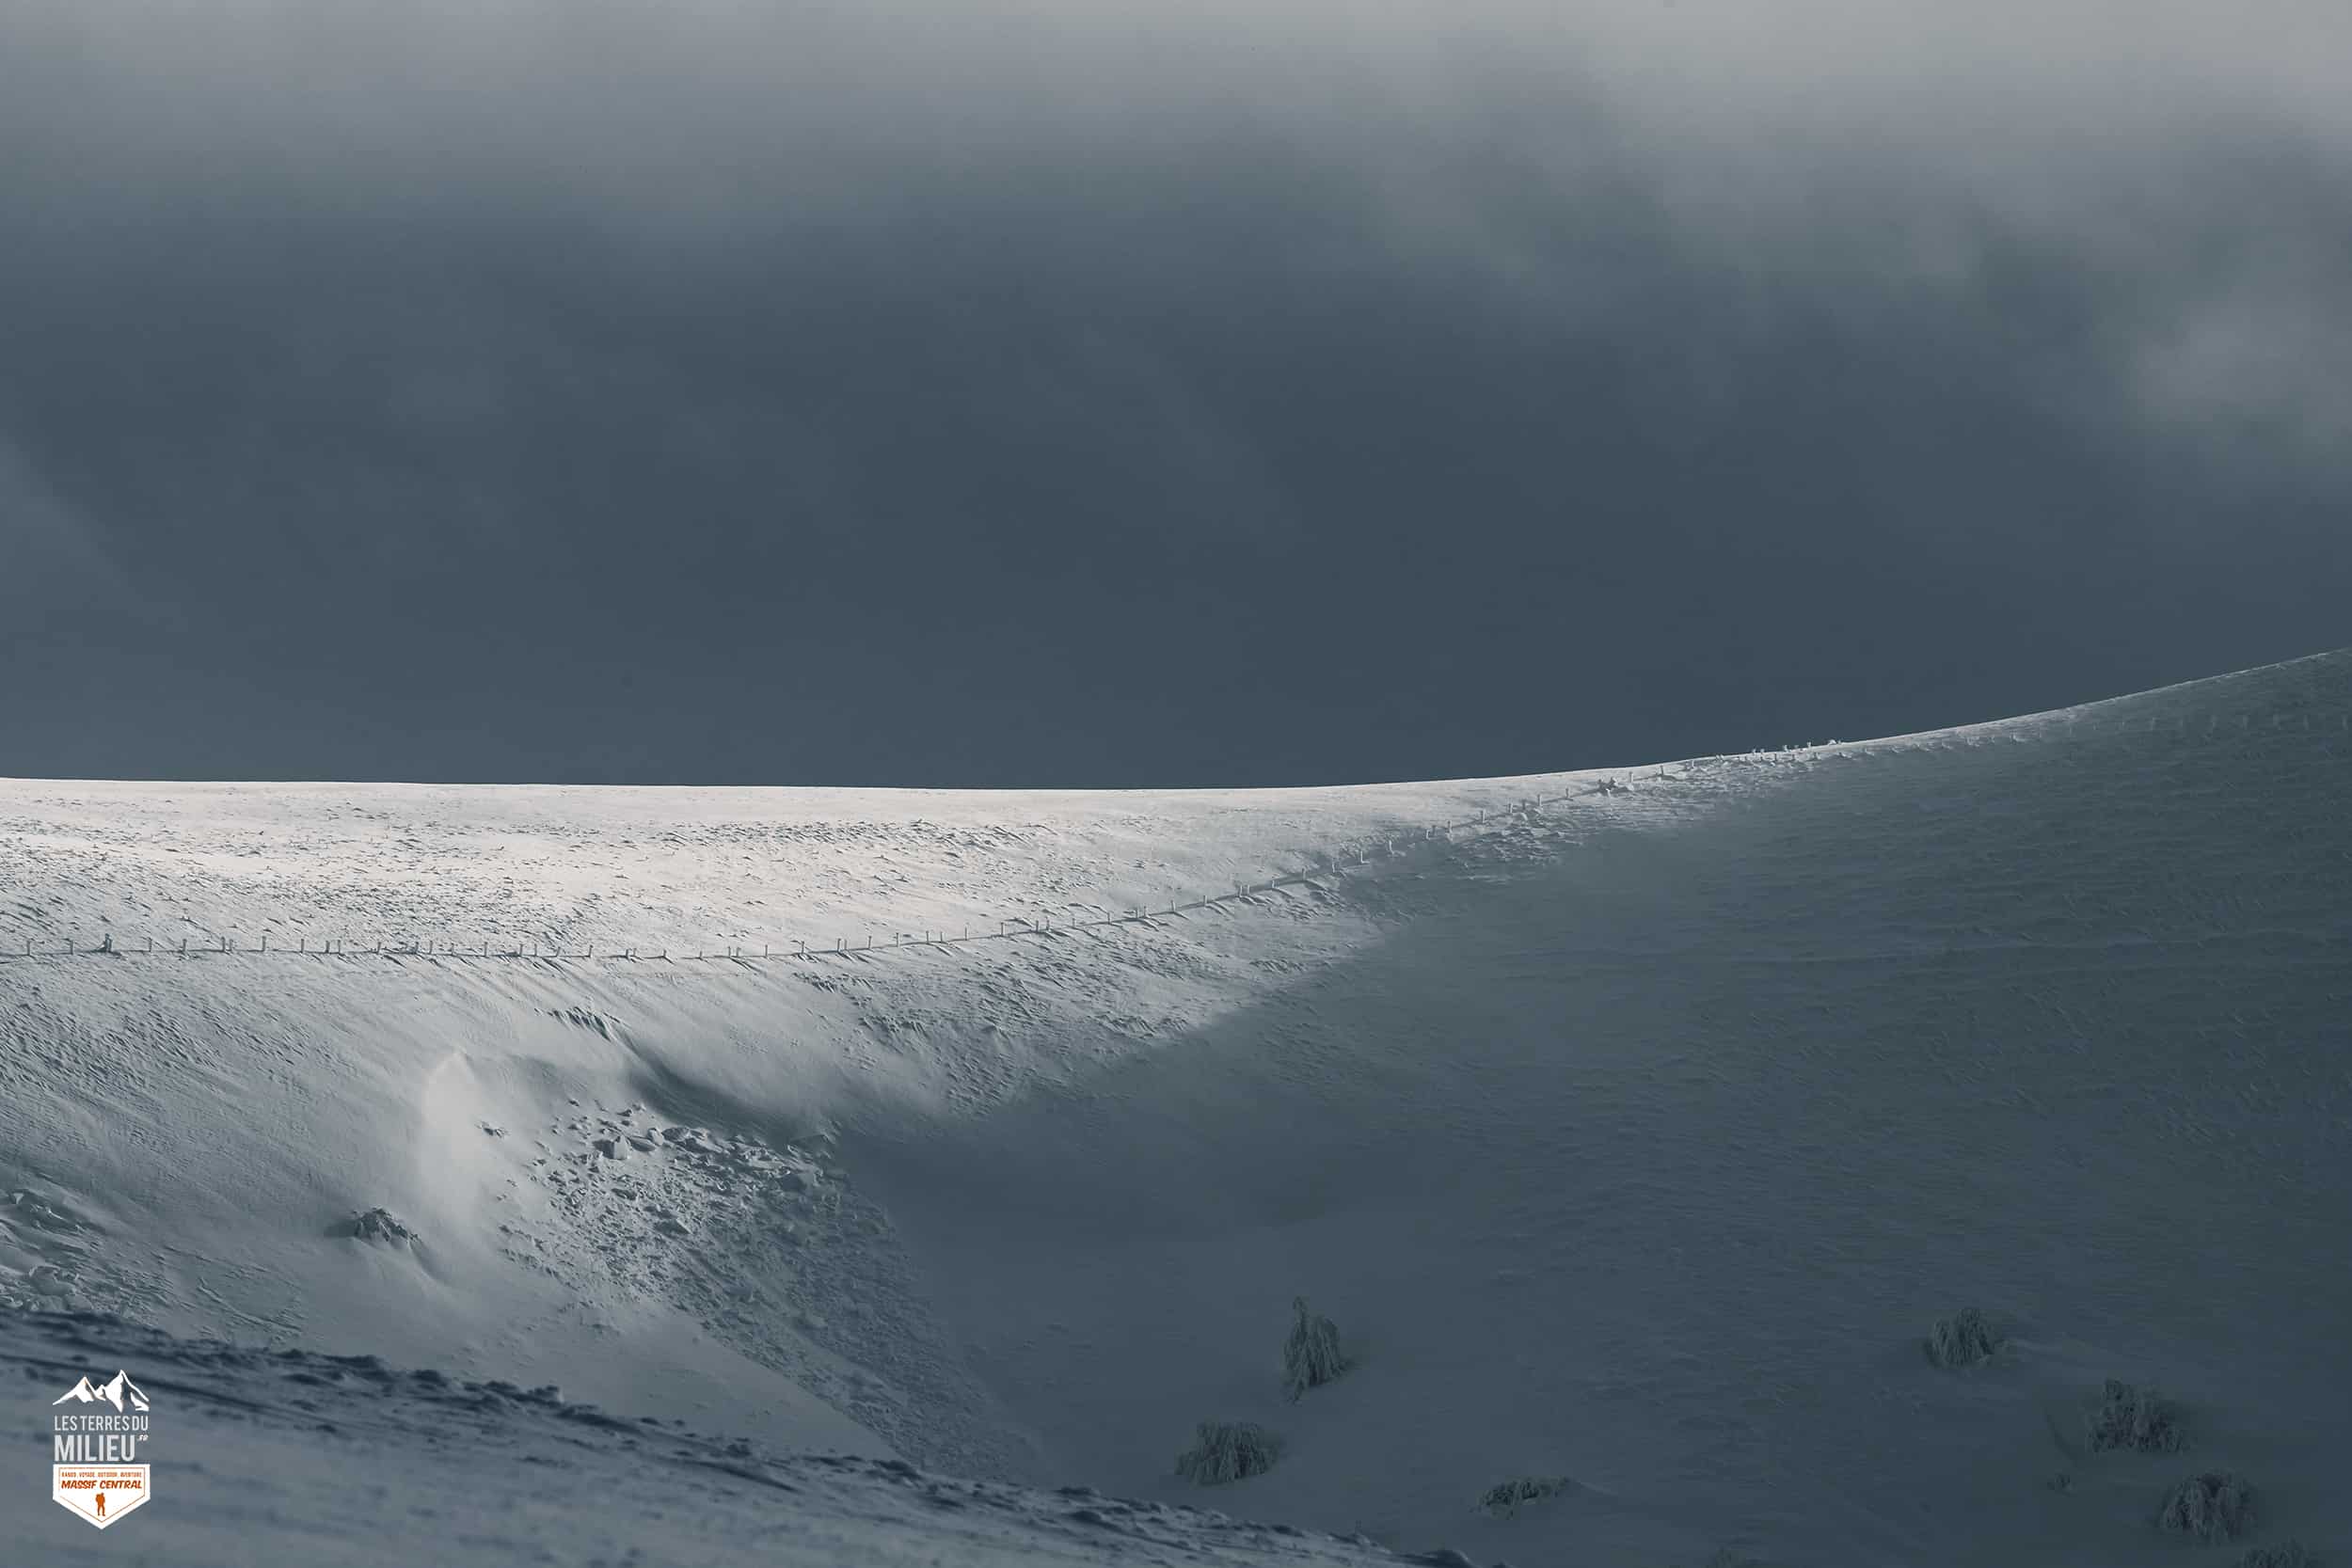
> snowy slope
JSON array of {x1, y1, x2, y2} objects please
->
[
  {"x1": 3, "y1": 649, "x2": 2347, "y2": 1566},
  {"x1": 2, "y1": 1307, "x2": 1404, "y2": 1568}
]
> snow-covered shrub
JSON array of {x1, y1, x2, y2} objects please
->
[
  {"x1": 1281, "y1": 1295, "x2": 1349, "y2": 1402},
  {"x1": 2087, "y1": 1378, "x2": 2185, "y2": 1452},
  {"x1": 1922, "y1": 1307, "x2": 2001, "y2": 1368},
  {"x1": 1173, "y1": 1421, "x2": 1283, "y2": 1485},
  {"x1": 2238, "y1": 1542, "x2": 2315, "y2": 1568},
  {"x1": 2157, "y1": 1472, "x2": 2252, "y2": 1544},
  {"x1": 1476, "y1": 1475, "x2": 1568, "y2": 1517}
]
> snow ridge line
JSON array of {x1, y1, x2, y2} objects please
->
[
  {"x1": 0, "y1": 779, "x2": 1617, "y2": 967},
  {"x1": 9, "y1": 695, "x2": 2339, "y2": 968}
]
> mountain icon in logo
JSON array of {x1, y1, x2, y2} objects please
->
[{"x1": 54, "y1": 1371, "x2": 150, "y2": 1413}]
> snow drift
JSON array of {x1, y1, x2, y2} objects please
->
[{"x1": 3, "y1": 649, "x2": 2348, "y2": 1567}]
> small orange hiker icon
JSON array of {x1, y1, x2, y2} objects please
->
[{"x1": 95, "y1": 1491, "x2": 107, "y2": 1519}]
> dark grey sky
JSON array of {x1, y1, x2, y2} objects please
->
[{"x1": 4, "y1": 2, "x2": 2346, "y2": 786}]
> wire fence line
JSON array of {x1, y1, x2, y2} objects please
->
[
  {"x1": 1, "y1": 779, "x2": 1638, "y2": 970},
  {"x1": 14, "y1": 701, "x2": 2327, "y2": 970}
]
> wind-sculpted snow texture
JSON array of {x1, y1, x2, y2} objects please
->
[
  {"x1": 3, "y1": 650, "x2": 2349, "y2": 1567},
  {"x1": 0, "y1": 1308, "x2": 1403, "y2": 1568}
]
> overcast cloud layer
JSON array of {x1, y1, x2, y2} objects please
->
[{"x1": 3, "y1": 1, "x2": 2346, "y2": 784}]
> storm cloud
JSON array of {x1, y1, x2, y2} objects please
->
[{"x1": 3, "y1": 1, "x2": 2346, "y2": 784}]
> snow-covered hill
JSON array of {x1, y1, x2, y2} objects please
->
[
  {"x1": 3, "y1": 649, "x2": 2347, "y2": 1566},
  {"x1": 3, "y1": 1307, "x2": 1404, "y2": 1568}
]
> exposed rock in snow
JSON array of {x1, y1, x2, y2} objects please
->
[
  {"x1": 1476, "y1": 1474, "x2": 1572, "y2": 1518},
  {"x1": 348, "y1": 1207, "x2": 418, "y2": 1244}
]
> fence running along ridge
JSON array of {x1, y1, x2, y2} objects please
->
[
  {"x1": 2, "y1": 778, "x2": 1633, "y2": 967},
  {"x1": 8, "y1": 700, "x2": 2336, "y2": 968}
]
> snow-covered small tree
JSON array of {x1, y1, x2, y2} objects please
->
[
  {"x1": 2236, "y1": 1542, "x2": 2314, "y2": 1568},
  {"x1": 1281, "y1": 1295, "x2": 1349, "y2": 1402},
  {"x1": 2157, "y1": 1472, "x2": 2252, "y2": 1544},
  {"x1": 1174, "y1": 1420, "x2": 1283, "y2": 1485},
  {"x1": 1923, "y1": 1307, "x2": 2000, "y2": 1368},
  {"x1": 2087, "y1": 1378, "x2": 2185, "y2": 1453}
]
